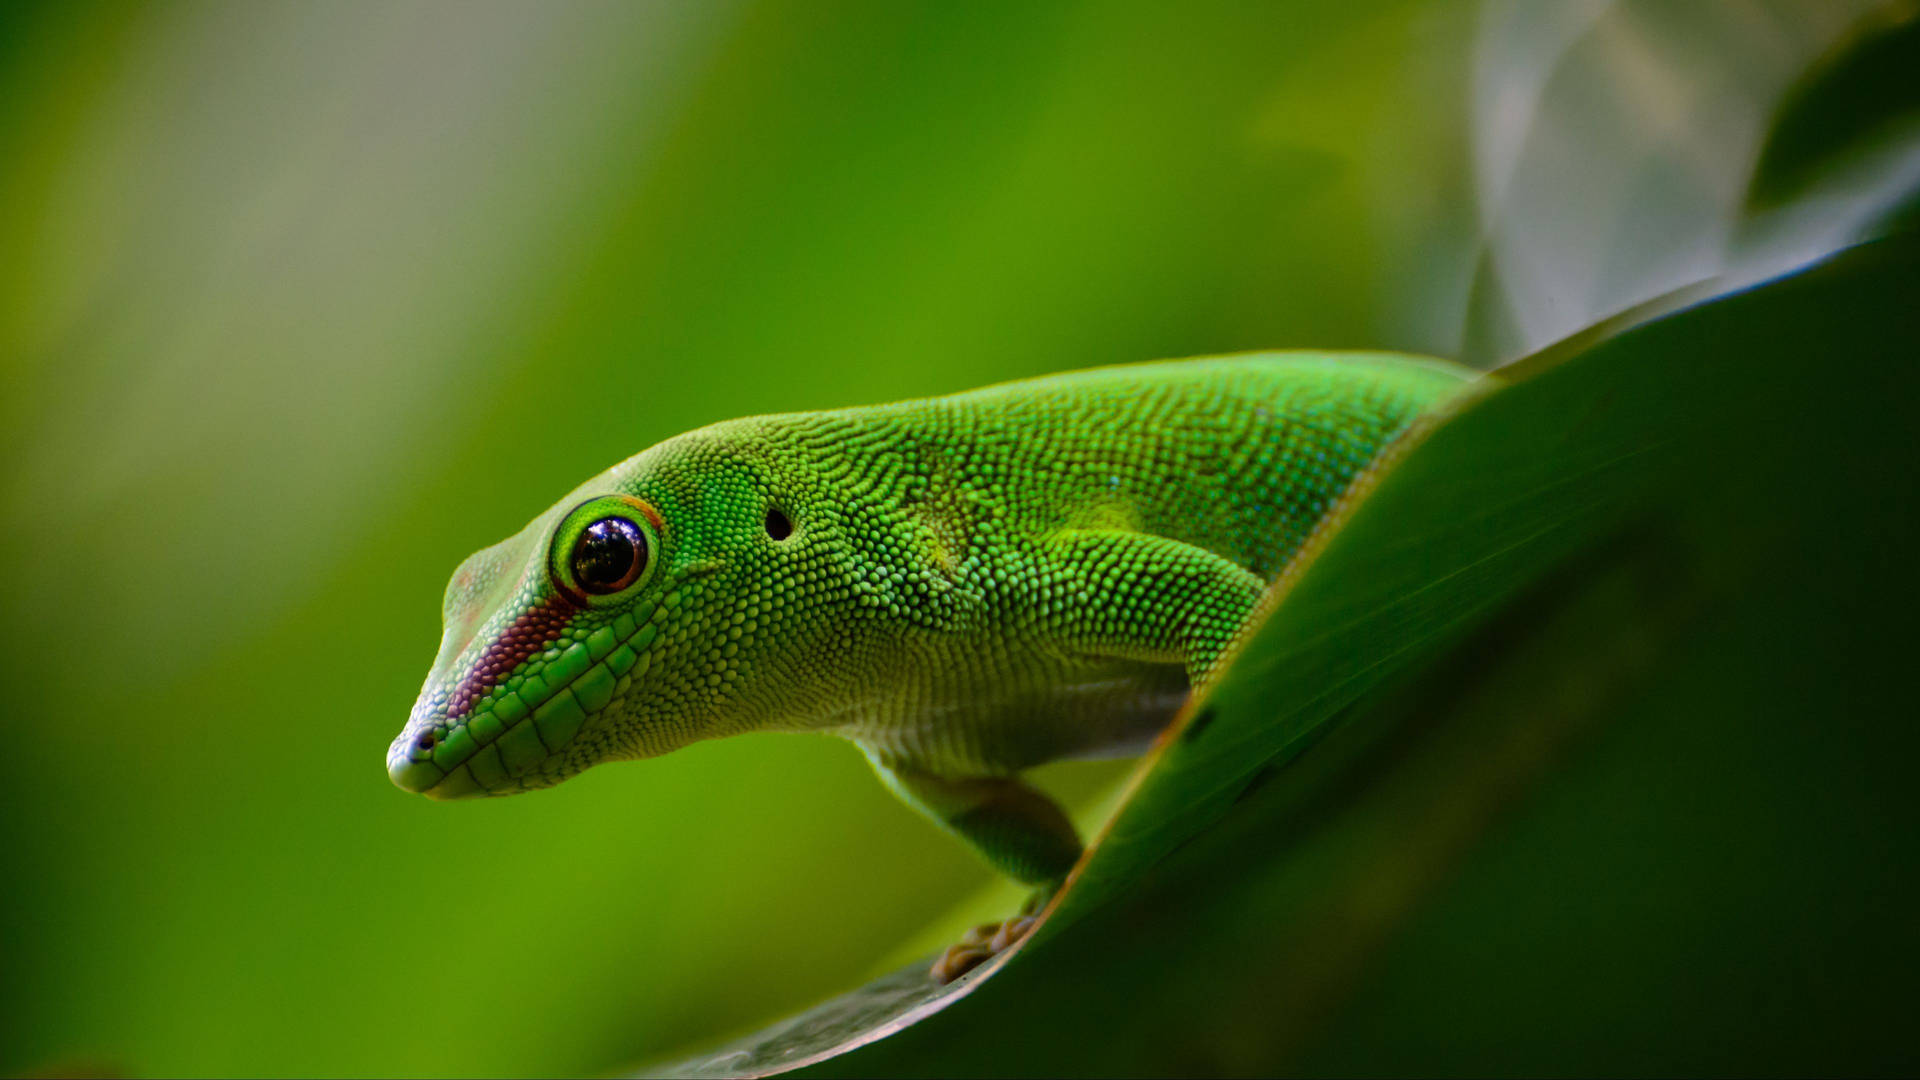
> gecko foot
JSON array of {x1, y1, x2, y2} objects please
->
[{"x1": 930, "y1": 915, "x2": 1037, "y2": 983}]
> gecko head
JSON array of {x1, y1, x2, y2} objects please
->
[{"x1": 386, "y1": 433, "x2": 806, "y2": 800}]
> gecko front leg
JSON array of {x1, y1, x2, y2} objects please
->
[
  {"x1": 1045, "y1": 527, "x2": 1268, "y2": 685},
  {"x1": 867, "y1": 756, "x2": 1080, "y2": 981},
  {"x1": 870, "y1": 530, "x2": 1269, "y2": 982}
]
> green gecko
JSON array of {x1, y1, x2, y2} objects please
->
[{"x1": 387, "y1": 352, "x2": 1470, "y2": 979}]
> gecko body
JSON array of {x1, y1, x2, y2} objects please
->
[{"x1": 388, "y1": 353, "x2": 1469, "y2": 970}]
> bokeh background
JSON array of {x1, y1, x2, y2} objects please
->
[{"x1": 1, "y1": 1, "x2": 1911, "y2": 1075}]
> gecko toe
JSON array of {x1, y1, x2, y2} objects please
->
[
  {"x1": 930, "y1": 915, "x2": 1039, "y2": 983},
  {"x1": 989, "y1": 915, "x2": 1036, "y2": 952},
  {"x1": 932, "y1": 942, "x2": 994, "y2": 983}
]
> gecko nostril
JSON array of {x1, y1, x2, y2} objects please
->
[{"x1": 415, "y1": 732, "x2": 437, "y2": 751}]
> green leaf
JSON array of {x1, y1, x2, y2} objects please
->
[{"x1": 647, "y1": 235, "x2": 1920, "y2": 1076}]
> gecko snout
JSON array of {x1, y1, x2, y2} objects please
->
[
  {"x1": 385, "y1": 718, "x2": 488, "y2": 799},
  {"x1": 386, "y1": 741, "x2": 493, "y2": 799},
  {"x1": 387, "y1": 731, "x2": 455, "y2": 796}
]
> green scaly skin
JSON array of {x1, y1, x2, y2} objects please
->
[{"x1": 387, "y1": 352, "x2": 1470, "y2": 968}]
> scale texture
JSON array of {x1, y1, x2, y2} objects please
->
[{"x1": 388, "y1": 352, "x2": 1469, "y2": 894}]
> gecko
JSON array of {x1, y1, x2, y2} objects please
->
[{"x1": 387, "y1": 352, "x2": 1471, "y2": 979}]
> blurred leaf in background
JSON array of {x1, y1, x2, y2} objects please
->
[{"x1": 0, "y1": 1, "x2": 1911, "y2": 1076}]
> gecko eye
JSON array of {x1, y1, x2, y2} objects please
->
[
  {"x1": 550, "y1": 495, "x2": 663, "y2": 606},
  {"x1": 572, "y1": 518, "x2": 648, "y2": 594}
]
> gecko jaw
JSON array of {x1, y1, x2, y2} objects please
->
[{"x1": 388, "y1": 596, "x2": 665, "y2": 798}]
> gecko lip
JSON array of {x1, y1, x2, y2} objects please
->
[
  {"x1": 385, "y1": 715, "x2": 492, "y2": 799},
  {"x1": 388, "y1": 597, "x2": 662, "y2": 800},
  {"x1": 386, "y1": 730, "x2": 503, "y2": 800},
  {"x1": 385, "y1": 711, "x2": 511, "y2": 800},
  {"x1": 388, "y1": 753, "x2": 450, "y2": 795}
]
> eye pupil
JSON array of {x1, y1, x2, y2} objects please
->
[
  {"x1": 765, "y1": 507, "x2": 793, "y2": 541},
  {"x1": 572, "y1": 517, "x2": 647, "y2": 594}
]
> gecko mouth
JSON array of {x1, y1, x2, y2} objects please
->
[{"x1": 388, "y1": 602, "x2": 662, "y2": 798}]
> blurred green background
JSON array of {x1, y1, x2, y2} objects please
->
[{"x1": 0, "y1": 1, "x2": 1909, "y2": 1076}]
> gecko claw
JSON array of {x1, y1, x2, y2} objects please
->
[{"x1": 930, "y1": 915, "x2": 1038, "y2": 983}]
